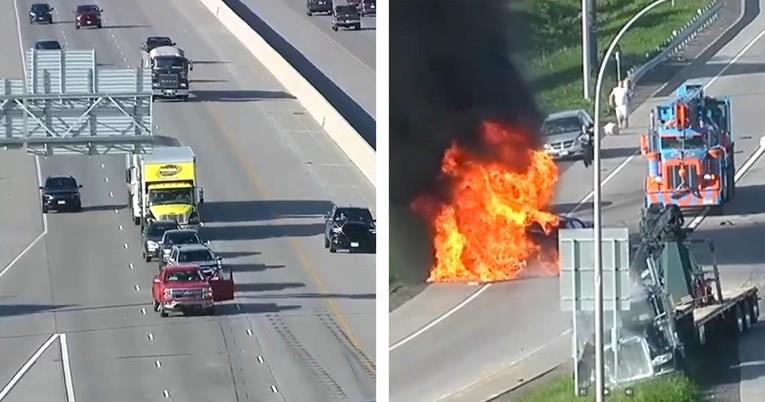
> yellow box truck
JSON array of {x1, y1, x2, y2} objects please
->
[{"x1": 126, "y1": 146, "x2": 204, "y2": 230}]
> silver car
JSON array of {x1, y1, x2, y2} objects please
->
[
  {"x1": 540, "y1": 109, "x2": 594, "y2": 159},
  {"x1": 163, "y1": 244, "x2": 222, "y2": 277}
]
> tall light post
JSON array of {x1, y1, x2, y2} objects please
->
[{"x1": 591, "y1": 0, "x2": 669, "y2": 400}]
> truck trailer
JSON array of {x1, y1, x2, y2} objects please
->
[
  {"x1": 126, "y1": 146, "x2": 204, "y2": 230},
  {"x1": 569, "y1": 204, "x2": 758, "y2": 393}
]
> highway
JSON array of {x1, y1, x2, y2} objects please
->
[
  {"x1": 389, "y1": 1, "x2": 765, "y2": 400},
  {"x1": 233, "y1": 0, "x2": 376, "y2": 124},
  {"x1": 0, "y1": 0, "x2": 375, "y2": 401}
]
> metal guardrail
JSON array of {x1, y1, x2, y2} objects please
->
[{"x1": 626, "y1": 0, "x2": 723, "y2": 91}]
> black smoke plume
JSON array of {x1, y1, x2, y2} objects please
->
[{"x1": 390, "y1": 0, "x2": 543, "y2": 206}]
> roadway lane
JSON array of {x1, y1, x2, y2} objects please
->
[
  {"x1": 236, "y1": 0, "x2": 376, "y2": 121},
  {"x1": 0, "y1": 0, "x2": 376, "y2": 400},
  {"x1": 389, "y1": 1, "x2": 765, "y2": 400}
]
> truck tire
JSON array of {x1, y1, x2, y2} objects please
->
[
  {"x1": 324, "y1": 237, "x2": 329, "y2": 248},
  {"x1": 153, "y1": 300, "x2": 160, "y2": 312},
  {"x1": 159, "y1": 305, "x2": 168, "y2": 317},
  {"x1": 750, "y1": 296, "x2": 760, "y2": 323},
  {"x1": 329, "y1": 243, "x2": 336, "y2": 253},
  {"x1": 730, "y1": 304, "x2": 746, "y2": 335},
  {"x1": 143, "y1": 251, "x2": 151, "y2": 262},
  {"x1": 743, "y1": 300, "x2": 753, "y2": 329},
  {"x1": 133, "y1": 216, "x2": 140, "y2": 225},
  {"x1": 206, "y1": 306, "x2": 215, "y2": 316}
]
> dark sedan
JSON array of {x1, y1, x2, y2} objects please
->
[
  {"x1": 40, "y1": 176, "x2": 82, "y2": 213},
  {"x1": 142, "y1": 220, "x2": 181, "y2": 262}
]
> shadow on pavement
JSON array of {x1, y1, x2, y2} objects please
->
[
  {"x1": 201, "y1": 200, "x2": 333, "y2": 223},
  {"x1": 201, "y1": 223, "x2": 325, "y2": 241},
  {"x1": 189, "y1": 89, "x2": 295, "y2": 102},
  {"x1": 692, "y1": 223, "x2": 765, "y2": 266},
  {"x1": 235, "y1": 282, "x2": 305, "y2": 293},
  {"x1": 81, "y1": 204, "x2": 128, "y2": 212},
  {"x1": 228, "y1": 263, "x2": 285, "y2": 273},
  {"x1": 215, "y1": 250, "x2": 262, "y2": 259},
  {"x1": 0, "y1": 304, "x2": 73, "y2": 317},
  {"x1": 719, "y1": 184, "x2": 765, "y2": 216}
]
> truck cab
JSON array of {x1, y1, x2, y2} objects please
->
[
  {"x1": 152, "y1": 265, "x2": 234, "y2": 317},
  {"x1": 144, "y1": 45, "x2": 193, "y2": 100},
  {"x1": 127, "y1": 146, "x2": 204, "y2": 230}
]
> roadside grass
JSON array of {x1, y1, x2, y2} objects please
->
[
  {"x1": 514, "y1": 372, "x2": 699, "y2": 402},
  {"x1": 513, "y1": 0, "x2": 712, "y2": 116}
]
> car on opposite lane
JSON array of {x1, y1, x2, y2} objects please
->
[
  {"x1": 540, "y1": 109, "x2": 594, "y2": 160},
  {"x1": 324, "y1": 205, "x2": 376, "y2": 253},
  {"x1": 40, "y1": 176, "x2": 83, "y2": 213},
  {"x1": 157, "y1": 229, "x2": 205, "y2": 264},
  {"x1": 142, "y1": 220, "x2": 181, "y2": 262},
  {"x1": 29, "y1": 3, "x2": 54, "y2": 24},
  {"x1": 331, "y1": 5, "x2": 362, "y2": 31},
  {"x1": 306, "y1": 0, "x2": 332, "y2": 16},
  {"x1": 74, "y1": 4, "x2": 103, "y2": 29},
  {"x1": 34, "y1": 40, "x2": 61, "y2": 50}
]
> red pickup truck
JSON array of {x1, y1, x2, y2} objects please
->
[{"x1": 152, "y1": 265, "x2": 234, "y2": 317}]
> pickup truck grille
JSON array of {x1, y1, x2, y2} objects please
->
[
  {"x1": 170, "y1": 288, "x2": 203, "y2": 299},
  {"x1": 158, "y1": 74, "x2": 179, "y2": 88}
]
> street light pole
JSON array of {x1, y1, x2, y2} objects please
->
[
  {"x1": 582, "y1": 0, "x2": 591, "y2": 99},
  {"x1": 591, "y1": 0, "x2": 668, "y2": 400}
]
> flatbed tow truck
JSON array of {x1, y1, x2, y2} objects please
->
[{"x1": 568, "y1": 204, "x2": 759, "y2": 392}]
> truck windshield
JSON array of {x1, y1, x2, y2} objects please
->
[
  {"x1": 165, "y1": 270, "x2": 203, "y2": 282},
  {"x1": 660, "y1": 136, "x2": 705, "y2": 149},
  {"x1": 149, "y1": 189, "x2": 192, "y2": 205},
  {"x1": 155, "y1": 57, "x2": 185, "y2": 70}
]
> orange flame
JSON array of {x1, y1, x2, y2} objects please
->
[{"x1": 411, "y1": 121, "x2": 561, "y2": 283}]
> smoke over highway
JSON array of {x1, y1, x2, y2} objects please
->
[{"x1": 390, "y1": 0, "x2": 542, "y2": 206}]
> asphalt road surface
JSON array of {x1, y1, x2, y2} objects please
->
[
  {"x1": 389, "y1": 1, "x2": 765, "y2": 400},
  {"x1": 0, "y1": 0, "x2": 375, "y2": 401},
  {"x1": 236, "y1": 0, "x2": 376, "y2": 121}
]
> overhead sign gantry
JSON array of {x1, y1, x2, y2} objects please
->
[{"x1": 0, "y1": 49, "x2": 153, "y2": 156}]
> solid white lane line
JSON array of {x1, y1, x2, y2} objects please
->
[
  {"x1": 390, "y1": 284, "x2": 492, "y2": 351},
  {"x1": 60, "y1": 334, "x2": 76, "y2": 402},
  {"x1": 0, "y1": 334, "x2": 60, "y2": 400}
]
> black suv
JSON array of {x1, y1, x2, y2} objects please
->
[
  {"x1": 306, "y1": 0, "x2": 332, "y2": 16},
  {"x1": 323, "y1": 205, "x2": 375, "y2": 253},
  {"x1": 29, "y1": 3, "x2": 54, "y2": 24},
  {"x1": 142, "y1": 220, "x2": 181, "y2": 262},
  {"x1": 331, "y1": 5, "x2": 361, "y2": 31},
  {"x1": 35, "y1": 40, "x2": 61, "y2": 50},
  {"x1": 40, "y1": 176, "x2": 82, "y2": 213}
]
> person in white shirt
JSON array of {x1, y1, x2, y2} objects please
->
[{"x1": 609, "y1": 79, "x2": 631, "y2": 129}]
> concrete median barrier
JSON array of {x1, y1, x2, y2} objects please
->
[{"x1": 196, "y1": 0, "x2": 376, "y2": 188}]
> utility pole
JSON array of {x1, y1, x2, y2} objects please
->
[
  {"x1": 582, "y1": 0, "x2": 598, "y2": 100},
  {"x1": 581, "y1": 0, "x2": 591, "y2": 99}
]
